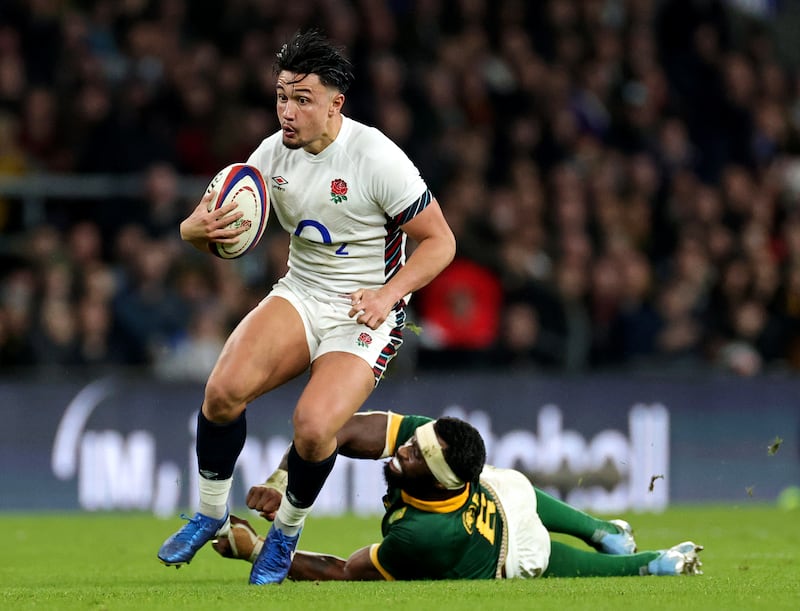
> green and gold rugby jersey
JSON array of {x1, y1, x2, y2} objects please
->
[{"x1": 369, "y1": 414, "x2": 506, "y2": 580}]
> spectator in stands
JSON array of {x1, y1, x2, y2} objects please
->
[
  {"x1": 0, "y1": 111, "x2": 26, "y2": 233},
  {"x1": 29, "y1": 298, "x2": 81, "y2": 371},
  {"x1": 112, "y1": 238, "x2": 187, "y2": 364},
  {"x1": 139, "y1": 162, "x2": 191, "y2": 241},
  {"x1": 154, "y1": 303, "x2": 228, "y2": 382},
  {"x1": 415, "y1": 257, "x2": 503, "y2": 370},
  {"x1": 2, "y1": 0, "x2": 800, "y2": 377},
  {"x1": 0, "y1": 266, "x2": 36, "y2": 369}
]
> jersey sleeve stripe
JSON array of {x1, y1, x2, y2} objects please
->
[
  {"x1": 385, "y1": 233, "x2": 403, "y2": 260},
  {"x1": 384, "y1": 234, "x2": 403, "y2": 265},
  {"x1": 383, "y1": 189, "x2": 432, "y2": 282},
  {"x1": 394, "y1": 189, "x2": 433, "y2": 226}
]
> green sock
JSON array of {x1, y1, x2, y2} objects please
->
[
  {"x1": 544, "y1": 541, "x2": 660, "y2": 577},
  {"x1": 535, "y1": 487, "x2": 618, "y2": 546}
]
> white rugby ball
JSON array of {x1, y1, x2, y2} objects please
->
[{"x1": 205, "y1": 163, "x2": 269, "y2": 259}]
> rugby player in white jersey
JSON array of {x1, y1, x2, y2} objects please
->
[{"x1": 158, "y1": 30, "x2": 456, "y2": 586}]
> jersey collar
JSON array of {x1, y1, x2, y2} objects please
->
[{"x1": 400, "y1": 485, "x2": 470, "y2": 513}]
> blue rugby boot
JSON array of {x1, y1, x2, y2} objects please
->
[
  {"x1": 595, "y1": 519, "x2": 638, "y2": 555},
  {"x1": 249, "y1": 524, "x2": 301, "y2": 585},
  {"x1": 647, "y1": 541, "x2": 704, "y2": 575},
  {"x1": 158, "y1": 511, "x2": 229, "y2": 567}
]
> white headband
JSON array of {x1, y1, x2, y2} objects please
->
[{"x1": 415, "y1": 421, "x2": 465, "y2": 490}]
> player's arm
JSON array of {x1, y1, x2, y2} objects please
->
[
  {"x1": 212, "y1": 515, "x2": 385, "y2": 580},
  {"x1": 336, "y1": 411, "x2": 392, "y2": 458},
  {"x1": 247, "y1": 412, "x2": 392, "y2": 518},
  {"x1": 349, "y1": 197, "x2": 455, "y2": 329},
  {"x1": 289, "y1": 547, "x2": 384, "y2": 581},
  {"x1": 392, "y1": 197, "x2": 456, "y2": 296},
  {"x1": 179, "y1": 191, "x2": 245, "y2": 252}
]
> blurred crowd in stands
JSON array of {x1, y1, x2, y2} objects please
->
[{"x1": 3, "y1": 0, "x2": 800, "y2": 380}]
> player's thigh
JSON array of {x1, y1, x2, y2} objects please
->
[
  {"x1": 292, "y1": 352, "x2": 376, "y2": 456},
  {"x1": 207, "y1": 295, "x2": 310, "y2": 406}
]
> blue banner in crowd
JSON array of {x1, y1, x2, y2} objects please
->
[{"x1": 1, "y1": 372, "x2": 797, "y2": 515}]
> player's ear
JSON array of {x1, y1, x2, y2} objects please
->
[{"x1": 329, "y1": 92, "x2": 345, "y2": 115}]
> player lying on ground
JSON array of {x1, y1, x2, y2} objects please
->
[{"x1": 212, "y1": 411, "x2": 703, "y2": 580}]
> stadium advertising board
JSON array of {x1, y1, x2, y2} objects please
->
[{"x1": 1, "y1": 373, "x2": 797, "y2": 514}]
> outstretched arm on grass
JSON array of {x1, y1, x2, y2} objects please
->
[
  {"x1": 290, "y1": 547, "x2": 384, "y2": 581},
  {"x1": 212, "y1": 516, "x2": 384, "y2": 581}
]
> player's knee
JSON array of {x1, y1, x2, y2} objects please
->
[
  {"x1": 204, "y1": 378, "x2": 246, "y2": 423},
  {"x1": 292, "y1": 412, "x2": 336, "y2": 457}
]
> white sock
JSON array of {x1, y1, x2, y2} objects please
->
[
  {"x1": 274, "y1": 498, "x2": 312, "y2": 536},
  {"x1": 198, "y1": 475, "x2": 232, "y2": 520}
]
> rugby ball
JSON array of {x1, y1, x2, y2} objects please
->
[{"x1": 205, "y1": 163, "x2": 269, "y2": 259}]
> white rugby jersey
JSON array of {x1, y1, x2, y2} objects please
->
[{"x1": 246, "y1": 116, "x2": 431, "y2": 300}]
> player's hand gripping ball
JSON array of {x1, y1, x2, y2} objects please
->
[{"x1": 205, "y1": 163, "x2": 269, "y2": 259}]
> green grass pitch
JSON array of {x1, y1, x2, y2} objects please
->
[{"x1": 2, "y1": 504, "x2": 798, "y2": 610}]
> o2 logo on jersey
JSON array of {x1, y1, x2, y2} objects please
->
[
  {"x1": 294, "y1": 219, "x2": 349, "y2": 256},
  {"x1": 294, "y1": 220, "x2": 331, "y2": 243}
]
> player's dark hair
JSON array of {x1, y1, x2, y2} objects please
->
[
  {"x1": 274, "y1": 30, "x2": 354, "y2": 93},
  {"x1": 435, "y1": 417, "x2": 486, "y2": 484}
]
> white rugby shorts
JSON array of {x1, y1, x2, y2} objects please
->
[
  {"x1": 481, "y1": 466, "x2": 551, "y2": 579},
  {"x1": 266, "y1": 276, "x2": 404, "y2": 385}
]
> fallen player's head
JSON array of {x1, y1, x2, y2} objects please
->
[
  {"x1": 384, "y1": 417, "x2": 486, "y2": 497},
  {"x1": 434, "y1": 417, "x2": 486, "y2": 485}
]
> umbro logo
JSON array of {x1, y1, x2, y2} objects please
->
[{"x1": 272, "y1": 176, "x2": 288, "y2": 186}]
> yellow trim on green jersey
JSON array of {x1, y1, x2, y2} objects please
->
[
  {"x1": 384, "y1": 411, "x2": 405, "y2": 457},
  {"x1": 400, "y1": 486, "x2": 470, "y2": 513},
  {"x1": 370, "y1": 543, "x2": 395, "y2": 580}
]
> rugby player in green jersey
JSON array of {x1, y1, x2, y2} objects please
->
[{"x1": 213, "y1": 412, "x2": 703, "y2": 580}]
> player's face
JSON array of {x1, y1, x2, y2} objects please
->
[
  {"x1": 276, "y1": 71, "x2": 343, "y2": 154},
  {"x1": 383, "y1": 435, "x2": 443, "y2": 494}
]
